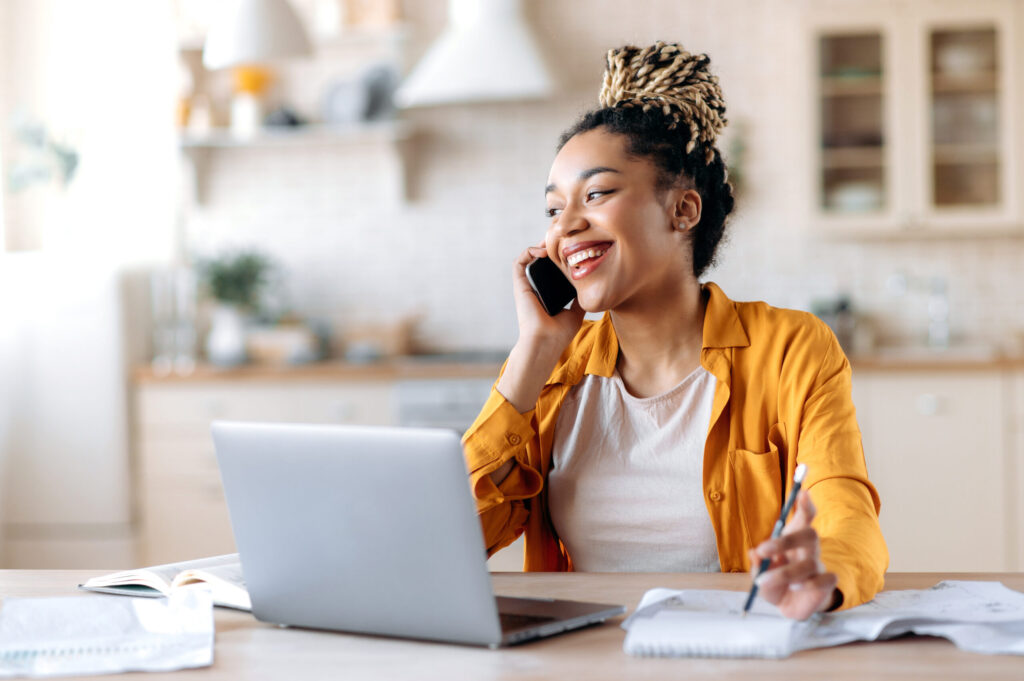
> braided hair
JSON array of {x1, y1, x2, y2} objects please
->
[{"x1": 559, "y1": 42, "x2": 734, "y2": 278}]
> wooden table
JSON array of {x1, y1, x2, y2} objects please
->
[{"x1": 2, "y1": 571, "x2": 1022, "y2": 680}]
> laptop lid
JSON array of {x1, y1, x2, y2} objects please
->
[{"x1": 211, "y1": 421, "x2": 505, "y2": 646}]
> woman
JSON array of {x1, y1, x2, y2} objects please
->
[{"x1": 462, "y1": 42, "x2": 887, "y2": 620}]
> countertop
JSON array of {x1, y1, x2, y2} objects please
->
[
  {"x1": 133, "y1": 356, "x2": 505, "y2": 383},
  {"x1": 133, "y1": 347, "x2": 1024, "y2": 384}
]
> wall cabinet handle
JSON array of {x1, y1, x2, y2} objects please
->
[{"x1": 916, "y1": 393, "x2": 942, "y2": 416}]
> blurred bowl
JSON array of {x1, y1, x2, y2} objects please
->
[
  {"x1": 828, "y1": 182, "x2": 883, "y2": 212},
  {"x1": 936, "y1": 43, "x2": 990, "y2": 75}
]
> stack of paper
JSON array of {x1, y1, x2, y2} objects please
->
[
  {"x1": 623, "y1": 580, "x2": 1024, "y2": 658},
  {"x1": 0, "y1": 588, "x2": 214, "y2": 678}
]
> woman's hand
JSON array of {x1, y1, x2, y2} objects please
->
[
  {"x1": 496, "y1": 241, "x2": 585, "y2": 415},
  {"x1": 747, "y1": 490, "x2": 840, "y2": 620},
  {"x1": 511, "y1": 240, "x2": 586, "y2": 350}
]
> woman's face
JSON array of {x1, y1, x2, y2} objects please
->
[{"x1": 544, "y1": 127, "x2": 696, "y2": 313}]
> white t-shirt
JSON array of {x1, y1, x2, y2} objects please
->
[{"x1": 547, "y1": 366, "x2": 720, "y2": 572}]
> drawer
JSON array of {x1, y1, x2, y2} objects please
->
[
  {"x1": 137, "y1": 439, "x2": 222, "y2": 486},
  {"x1": 136, "y1": 382, "x2": 396, "y2": 435}
]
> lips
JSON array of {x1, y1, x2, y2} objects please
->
[
  {"x1": 562, "y1": 241, "x2": 612, "y2": 261},
  {"x1": 562, "y1": 242, "x2": 613, "y2": 281}
]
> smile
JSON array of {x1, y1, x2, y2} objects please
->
[
  {"x1": 566, "y1": 245, "x2": 612, "y2": 280},
  {"x1": 567, "y1": 246, "x2": 610, "y2": 267}
]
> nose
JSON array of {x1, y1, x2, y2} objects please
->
[{"x1": 547, "y1": 202, "x2": 588, "y2": 256}]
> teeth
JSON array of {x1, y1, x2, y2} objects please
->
[{"x1": 567, "y1": 247, "x2": 608, "y2": 267}]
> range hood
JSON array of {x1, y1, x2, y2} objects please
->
[{"x1": 394, "y1": 0, "x2": 554, "y2": 108}]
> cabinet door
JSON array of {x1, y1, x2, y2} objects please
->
[
  {"x1": 801, "y1": 1, "x2": 912, "y2": 234},
  {"x1": 913, "y1": 0, "x2": 1018, "y2": 229},
  {"x1": 856, "y1": 370, "x2": 1009, "y2": 571},
  {"x1": 1012, "y1": 372, "x2": 1024, "y2": 570},
  {"x1": 801, "y1": 0, "x2": 1020, "y2": 235}
]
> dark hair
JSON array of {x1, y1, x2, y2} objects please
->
[{"x1": 558, "y1": 43, "x2": 735, "y2": 278}]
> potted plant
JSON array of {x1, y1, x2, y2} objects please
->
[{"x1": 198, "y1": 250, "x2": 272, "y2": 366}]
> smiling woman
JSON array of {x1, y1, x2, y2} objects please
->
[{"x1": 461, "y1": 42, "x2": 888, "y2": 621}]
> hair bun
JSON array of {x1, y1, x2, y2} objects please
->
[{"x1": 599, "y1": 42, "x2": 727, "y2": 162}]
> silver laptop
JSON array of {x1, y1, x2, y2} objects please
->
[{"x1": 210, "y1": 421, "x2": 625, "y2": 647}]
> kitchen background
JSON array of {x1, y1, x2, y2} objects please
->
[{"x1": 1, "y1": 0, "x2": 1022, "y2": 574}]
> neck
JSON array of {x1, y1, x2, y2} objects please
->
[{"x1": 610, "y1": 277, "x2": 707, "y2": 397}]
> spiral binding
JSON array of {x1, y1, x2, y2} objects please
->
[
  {"x1": 0, "y1": 639, "x2": 194, "y2": 661},
  {"x1": 632, "y1": 641, "x2": 782, "y2": 658}
]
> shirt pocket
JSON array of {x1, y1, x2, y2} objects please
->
[{"x1": 728, "y1": 422, "x2": 787, "y2": 547}]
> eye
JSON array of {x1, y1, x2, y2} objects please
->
[
  {"x1": 586, "y1": 189, "x2": 613, "y2": 202},
  {"x1": 545, "y1": 206, "x2": 562, "y2": 218}
]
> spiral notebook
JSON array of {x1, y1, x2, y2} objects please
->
[
  {"x1": 0, "y1": 588, "x2": 214, "y2": 677},
  {"x1": 622, "y1": 588, "x2": 813, "y2": 658},
  {"x1": 622, "y1": 581, "x2": 1024, "y2": 659}
]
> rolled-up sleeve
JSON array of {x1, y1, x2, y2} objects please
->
[{"x1": 462, "y1": 386, "x2": 544, "y2": 555}]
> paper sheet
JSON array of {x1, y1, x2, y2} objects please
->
[
  {"x1": 623, "y1": 580, "x2": 1024, "y2": 658},
  {"x1": 0, "y1": 587, "x2": 214, "y2": 678}
]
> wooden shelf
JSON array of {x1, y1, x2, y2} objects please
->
[
  {"x1": 179, "y1": 121, "x2": 410, "y2": 149},
  {"x1": 931, "y1": 71, "x2": 998, "y2": 94},
  {"x1": 932, "y1": 143, "x2": 999, "y2": 165},
  {"x1": 820, "y1": 75, "x2": 883, "y2": 97},
  {"x1": 822, "y1": 145, "x2": 885, "y2": 169}
]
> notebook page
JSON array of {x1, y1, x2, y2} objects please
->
[
  {"x1": 625, "y1": 581, "x2": 1024, "y2": 659},
  {"x1": 623, "y1": 589, "x2": 804, "y2": 658}
]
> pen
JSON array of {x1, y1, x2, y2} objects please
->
[{"x1": 741, "y1": 463, "x2": 808, "y2": 617}]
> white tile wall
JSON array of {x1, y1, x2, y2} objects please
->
[{"x1": 183, "y1": 0, "x2": 1024, "y2": 354}]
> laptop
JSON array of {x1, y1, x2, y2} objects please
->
[{"x1": 210, "y1": 421, "x2": 625, "y2": 647}]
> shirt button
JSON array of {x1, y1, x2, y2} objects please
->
[
  {"x1": 709, "y1": 490, "x2": 723, "y2": 502},
  {"x1": 507, "y1": 433, "x2": 522, "y2": 446}
]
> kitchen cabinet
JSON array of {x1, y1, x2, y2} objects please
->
[
  {"x1": 1012, "y1": 371, "x2": 1024, "y2": 569},
  {"x1": 133, "y1": 363, "x2": 1023, "y2": 573},
  {"x1": 132, "y1": 365, "x2": 520, "y2": 570},
  {"x1": 135, "y1": 380, "x2": 396, "y2": 565},
  {"x1": 799, "y1": 0, "x2": 1020, "y2": 236},
  {"x1": 852, "y1": 368, "x2": 1012, "y2": 571}
]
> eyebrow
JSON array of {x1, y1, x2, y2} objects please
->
[{"x1": 545, "y1": 166, "x2": 622, "y2": 195}]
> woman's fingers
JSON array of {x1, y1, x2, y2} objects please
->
[
  {"x1": 512, "y1": 247, "x2": 547, "y2": 292},
  {"x1": 755, "y1": 526, "x2": 820, "y2": 560},
  {"x1": 749, "y1": 488, "x2": 838, "y2": 619},
  {"x1": 756, "y1": 557, "x2": 825, "y2": 591},
  {"x1": 798, "y1": 571, "x2": 839, "y2": 594}
]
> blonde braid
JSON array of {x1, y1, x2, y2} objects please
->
[{"x1": 599, "y1": 42, "x2": 727, "y2": 164}]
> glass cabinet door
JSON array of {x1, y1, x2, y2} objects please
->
[
  {"x1": 818, "y1": 33, "x2": 886, "y2": 216},
  {"x1": 928, "y1": 27, "x2": 1000, "y2": 208}
]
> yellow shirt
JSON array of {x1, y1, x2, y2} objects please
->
[{"x1": 462, "y1": 282, "x2": 888, "y2": 610}]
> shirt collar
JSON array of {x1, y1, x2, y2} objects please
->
[
  {"x1": 701, "y1": 281, "x2": 750, "y2": 350},
  {"x1": 552, "y1": 281, "x2": 749, "y2": 385}
]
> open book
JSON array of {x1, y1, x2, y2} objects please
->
[
  {"x1": 79, "y1": 553, "x2": 250, "y2": 612},
  {"x1": 622, "y1": 581, "x2": 1024, "y2": 658}
]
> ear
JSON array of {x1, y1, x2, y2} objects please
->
[{"x1": 672, "y1": 189, "x2": 702, "y2": 231}]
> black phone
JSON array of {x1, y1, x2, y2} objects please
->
[{"x1": 525, "y1": 257, "x2": 577, "y2": 316}]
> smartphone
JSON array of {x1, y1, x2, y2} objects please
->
[{"x1": 525, "y1": 256, "x2": 577, "y2": 316}]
